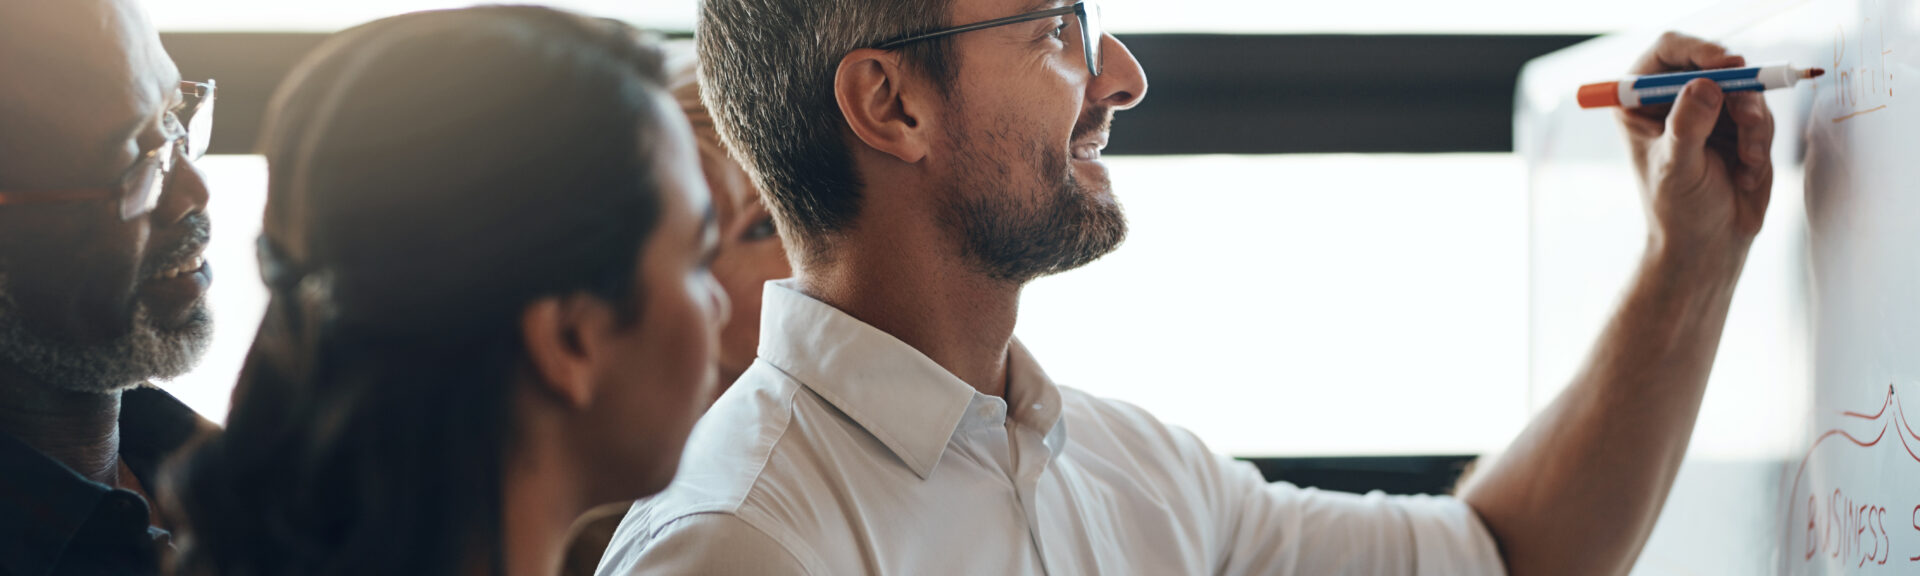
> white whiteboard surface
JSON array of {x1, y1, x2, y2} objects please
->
[{"x1": 1518, "y1": 0, "x2": 1917, "y2": 573}]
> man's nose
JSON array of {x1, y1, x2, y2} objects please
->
[
  {"x1": 151, "y1": 154, "x2": 210, "y2": 226},
  {"x1": 1089, "y1": 33, "x2": 1149, "y2": 111}
]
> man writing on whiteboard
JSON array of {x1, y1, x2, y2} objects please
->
[{"x1": 596, "y1": 0, "x2": 1773, "y2": 570}]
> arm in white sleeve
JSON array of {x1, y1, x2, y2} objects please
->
[
  {"x1": 595, "y1": 512, "x2": 816, "y2": 576},
  {"x1": 1200, "y1": 447, "x2": 1505, "y2": 575}
]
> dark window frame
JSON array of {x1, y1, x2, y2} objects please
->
[{"x1": 164, "y1": 32, "x2": 1590, "y2": 157}]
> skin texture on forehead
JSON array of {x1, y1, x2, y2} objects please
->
[
  {"x1": 0, "y1": 0, "x2": 181, "y2": 189},
  {"x1": 975, "y1": 0, "x2": 1064, "y2": 22}
]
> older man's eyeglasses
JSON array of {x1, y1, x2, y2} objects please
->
[
  {"x1": 0, "y1": 80, "x2": 215, "y2": 221},
  {"x1": 875, "y1": 1, "x2": 1104, "y2": 77}
]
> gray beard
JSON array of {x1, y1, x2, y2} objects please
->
[
  {"x1": 942, "y1": 127, "x2": 1128, "y2": 284},
  {"x1": 0, "y1": 271, "x2": 212, "y2": 393}
]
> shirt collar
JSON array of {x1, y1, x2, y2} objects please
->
[
  {"x1": 758, "y1": 281, "x2": 989, "y2": 479},
  {"x1": 756, "y1": 281, "x2": 1076, "y2": 478},
  {"x1": 0, "y1": 385, "x2": 210, "y2": 576},
  {"x1": 118, "y1": 386, "x2": 213, "y2": 484},
  {"x1": 1004, "y1": 340, "x2": 1069, "y2": 460}
]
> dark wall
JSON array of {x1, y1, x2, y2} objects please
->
[
  {"x1": 165, "y1": 32, "x2": 1590, "y2": 157},
  {"x1": 1244, "y1": 455, "x2": 1480, "y2": 495},
  {"x1": 163, "y1": 33, "x2": 327, "y2": 157},
  {"x1": 1115, "y1": 34, "x2": 1589, "y2": 154}
]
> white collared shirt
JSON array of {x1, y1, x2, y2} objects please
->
[{"x1": 597, "y1": 281, "x2": 1505, "y2": 576}]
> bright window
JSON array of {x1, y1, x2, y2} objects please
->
[
  {"x1": 162, "y1": 155, "x2": 268, "y2": 422},
  {"x1": 1016, "y1": 154, "x2": 1529, "y2": 456},
  {"x1": 164, "y1": 154, "x2": 1532, "y2": 459}
]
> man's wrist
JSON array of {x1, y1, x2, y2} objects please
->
[{"x1": 1641, "y1": 234, "x2": 1747, "y2": 299}]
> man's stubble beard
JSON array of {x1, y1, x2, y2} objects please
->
[
  {"x1": 940, "y1": 107, "x2": 1128, "y2": 284},
  {"x1": 0, "y1": 271, "x2": 213, "y2": 394}
]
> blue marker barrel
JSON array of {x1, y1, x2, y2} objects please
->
[{"x1": 1577, "y1": 63, "x2": 1823, "y2": 109}]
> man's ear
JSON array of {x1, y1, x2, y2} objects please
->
[
  {"x1": 836, "y1": 47, "x2": 934, "y2": 164},
  {"x1": 520, "y1": 294, "x2": 615, "y2": 410}
]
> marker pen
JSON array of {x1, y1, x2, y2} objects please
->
[{"x1": 1578, "y1": 63, "x2": 1824, "y2": 109}]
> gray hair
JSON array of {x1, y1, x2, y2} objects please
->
[{"x1": 697, "y1": 0, "x2": 957, "y2": 266}]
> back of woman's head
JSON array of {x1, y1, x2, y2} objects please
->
[{"x1": 168, "y1": 7, "x2": 678, "y2": 575}]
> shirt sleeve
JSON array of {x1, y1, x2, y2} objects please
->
[
  {"x1": 1206, "y1": 452, "x2": 1507, "y2": 576},
  {"x1": 595, "y1": 513, "x2": 816, "y2": 576}
]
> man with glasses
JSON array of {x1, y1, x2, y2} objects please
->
[
  {"x1": 599, "y1": 0, "x2": 1774, "y2": 573},
  {"x1": 0, "y1": 0, "x2": 218, "y2": 573}
]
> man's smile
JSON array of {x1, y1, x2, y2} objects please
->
[
  {"x1": 1070, "y1": 132, "x2": 1107, "y2": 161},
  {"x1": 136, "y1": 216, "x2": 213, "y2": 326}
]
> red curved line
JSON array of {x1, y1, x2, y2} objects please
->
[
  {"x1": 1835, "y1": 424, "x2": 1889, "y2": 448},
  {"x1": 1896, "y1": 418, "x2": 1920, "y2": 464},
  {"x1": 1782, "y1": 385, "x2": 1920, "y2": 564},
  {"x1": 1895, "y1": 391, "x2": 1920, "y2": 444},
  {"x1": 1782, "y1": 421, "x2": 1894, "y2": 533},
  {"x1": 1786, "y1": 423, "x2": 1891, "y2": 508},
  {"x1": 1841, "y1": 385, "x2": 1896, "y2": 419}
]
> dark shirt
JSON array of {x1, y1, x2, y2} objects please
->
[{"x1": 0, "y1": 386, "x2": 212, "y2": 576}]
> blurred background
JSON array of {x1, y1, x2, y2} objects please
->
[{"x1": 145, "y1": 0, "x2": 1717, "y2": 490}]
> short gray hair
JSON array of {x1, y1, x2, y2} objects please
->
[{"x1": 697, "y1": 0, "x2": 956, "y2": 265}]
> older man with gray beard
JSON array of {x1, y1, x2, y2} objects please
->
[{"x1": 0, "y1": 0, "x2": 218, "y2": 574}]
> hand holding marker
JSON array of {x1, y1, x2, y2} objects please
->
[{"x1": 1578, "y1": 63, "x2": 1824, "y2": 108}]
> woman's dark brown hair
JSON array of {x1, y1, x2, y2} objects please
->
[{"x1": 167, "y1": 7, "x2": 672, "y2": 575}]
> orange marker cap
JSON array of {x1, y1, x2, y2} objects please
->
[{"x1": 1577, "y1": 81, "x2": 1621, "y2": 109}]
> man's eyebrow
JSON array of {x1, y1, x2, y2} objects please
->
[
  {"x1": 1022, "y1": 0, "x2": 1068, "y2": 14},
  {"x1": 98, "y1": 112, "x2": 151, "y2": 173},
  {"x1": 158, "y1": 70, "x2": 185, "y2": 128},
  {"x1": 98, "y1": 74, "x2": 185, "y2": 170}
]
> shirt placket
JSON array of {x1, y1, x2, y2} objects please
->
[
  {"x1": 1008, "y1": 416, "x2": 1060, "y2": 575},
  {"x1": 961, "y1": 394, "x2": 1043, "y2": 574}
]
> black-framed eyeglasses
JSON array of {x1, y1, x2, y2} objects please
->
[
  {"x1": 875, "y1": 1, "x2": 1104, "y2": 77},
  {"x1": 0, "y1": 80, "x2": 216, "y2": 220}
]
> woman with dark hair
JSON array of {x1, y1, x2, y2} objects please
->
[
  {"x1": 166, "y1": 6, "x2": 727, "y2": 575},
  {"x1": 559, "y1": 45, "x2": 795, "y2": 576}
]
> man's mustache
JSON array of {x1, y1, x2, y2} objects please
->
[
  {"x1": 138, "y1": 212, "x2": 211, "y2": 279},
  {"x1": 1073, "y1": 107, "x2": 1113, "y2": 142}
]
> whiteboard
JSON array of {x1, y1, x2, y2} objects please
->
[{"x1": 1518, "y1": 0, "x2": 1917, "y2": 573}]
